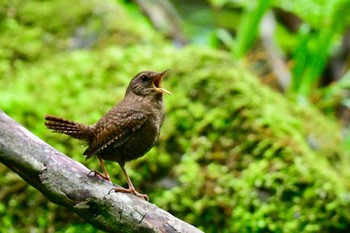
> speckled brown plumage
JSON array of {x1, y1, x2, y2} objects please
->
[{"x1": 45, "y1": 70, "x2": 171, "y2": 200}]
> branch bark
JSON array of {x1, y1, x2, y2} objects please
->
[{"x1": 0, "y1": 110, "x2": 203, "y2": 233}]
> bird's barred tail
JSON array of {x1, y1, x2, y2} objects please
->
[{"x1": 44, "y1": 115, "x2": 93, "y2": 140}]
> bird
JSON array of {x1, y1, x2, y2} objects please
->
[{"x1": 44, "y1": 70, "x2": 172, "y2": 201}]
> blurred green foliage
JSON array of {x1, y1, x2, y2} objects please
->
[
  {"x1": 1, "y1": 0, "x2": 350, "y2": 232},
  {"x1": 208, "y1": 0, "x2": 350, "y2": 106}
]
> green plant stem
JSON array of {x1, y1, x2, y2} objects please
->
[{"x1": 233, "y1": 0, "x2": 271, "y2": 58}]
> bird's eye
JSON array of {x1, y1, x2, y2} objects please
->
[{"x1": 141, "y1": 75, "x2": 149, "y2": 82}]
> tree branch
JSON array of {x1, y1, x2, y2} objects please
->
[{"x1": 0, "y1": 110, "x2": 203, "y2": 233}]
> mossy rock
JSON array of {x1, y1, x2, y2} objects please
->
[
  {"x1": 1, "y1": 0, "x2": 350, "y2": 232},
  {"x1": 2, "y1": 45, "x2": 350, "y2": 232},
  {"x1": 0, "y1": 0, "x2": 160, "y2": 64},
  {"x1": 154, "y1": 47, "x2": 350, "y2": 233}
]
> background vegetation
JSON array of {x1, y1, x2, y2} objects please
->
[{"x1": 0, "y1": 0, "x2": 350, "y2": 232}]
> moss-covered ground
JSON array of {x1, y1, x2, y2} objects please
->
[{"x1": 1, "y1": 0, "x2": 350, "y2": 232}]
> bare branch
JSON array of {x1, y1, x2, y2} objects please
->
[{"x1": 0, "y1": 110, "x2": 203, "y2": 233}]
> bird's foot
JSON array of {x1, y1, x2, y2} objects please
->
[
  {"x1": 88, "y1": 170, "x2": 111, "y2": 182},
  {"x1": 111, "y1": 187, "x2": 149, "y2": 201}
]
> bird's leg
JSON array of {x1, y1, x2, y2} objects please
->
[
  {"x1": 113, "y1": 162, "x2": 149, "y2": 201},
  {"x1": 88, "y1": 157, "x2": 111, "y2": 182}
]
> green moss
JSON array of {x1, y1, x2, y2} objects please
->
[
  {"x1": 0, "y1": 0, "x2": 349, "y2": 232},
  {"x1": 2, "y1": 44, "x2": 349, "y2": 232},
  {"x1": 0, "y1": 0, "x2": 160, "y2": 65}
]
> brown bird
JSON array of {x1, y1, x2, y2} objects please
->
[{"x1": 44, "y1": 70, "x2": 172, "y2": 200}]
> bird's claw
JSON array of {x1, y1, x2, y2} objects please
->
[{"x1": 109, "y1": 187, "x2": 149, "y2": 201}]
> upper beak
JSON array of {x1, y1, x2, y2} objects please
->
[{"x1": 153, "y1": 69, "x2": 173, "y2": 95}]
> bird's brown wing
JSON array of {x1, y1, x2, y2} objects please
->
[{"x1": 83, "y1": 110, "x2": 146, "y2": 158}]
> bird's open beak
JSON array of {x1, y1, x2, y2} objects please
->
[{"x1": 153, "y1": 69, "x2": 173, "y2": 95}]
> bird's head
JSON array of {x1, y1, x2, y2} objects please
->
[{"x1": 126, "y1": 70, "x2": 172, "y2": 97}]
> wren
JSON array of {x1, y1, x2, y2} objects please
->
[{"x1": 45, "y1": 70, "x2": 172, "y2": 200}]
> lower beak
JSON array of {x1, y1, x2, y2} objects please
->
[{"x1": 157, "y1": 87, "x2": 173, "y2": 95}]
